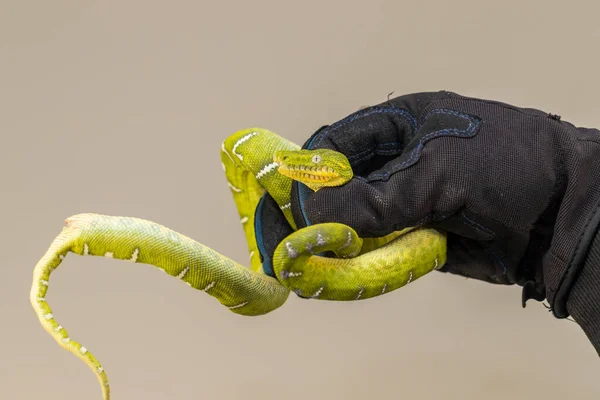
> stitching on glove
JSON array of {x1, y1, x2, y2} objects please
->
[
  {"x1": 306, "y1": 107, "x2": 419, "y2": 150},
  {"x1": 487, "y1": 249, "x2": 508, "y2": 276},
  {"x1": 368, "y1": 109, "x2": 481, "y2": 179},
  {"x1": 462, "y1": 213, "x2": 495, "y2": 236},
  {"x1": 348, "y1": 141, "x2": 406, "y2": 163}
]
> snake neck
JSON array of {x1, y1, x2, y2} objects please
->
[{"x1": 273, "y1": 149, "x2": 353, "y2": 191}]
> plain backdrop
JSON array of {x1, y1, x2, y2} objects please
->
[{"x1": 2, "y1": 1, "x2": 600, "y2": 399}]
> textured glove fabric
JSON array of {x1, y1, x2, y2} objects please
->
[
  {"x1": 287, "y1": 91, "x2": 600, "y2": 353},
  {"x1": 567, "y1": 229, "x2": 600, "y2": 351}
]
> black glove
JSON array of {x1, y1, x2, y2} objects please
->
[{"x1": 255, "y1": 90, "x2": 600, "y2": 354}]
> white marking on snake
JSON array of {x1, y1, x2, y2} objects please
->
[
  {"x1": 286, "y1": 242, "x2": 299, "y2": 259},
  {"x1": 256, "y1": 162, "x2": 278, "y2": 179},
  {"x1": 228, "y1": 301, "x2": 248, "y2": 310},
  {"x1": 83, "y1": 243, "x2": 89, "y2": 256},
  {"x1": 37, "y1": 297, "x2": 45, "y2": 302},
  {"x1": 129, "y1": 248, "x2": 139, "y2": 262},
  {"x1": 316, "y1": 232, "x2": 326, "y2": 246},
  {"x1": 202, "y1": 282, "x2": 216, "y2": 292},
  {"x1": 356, "y1": 288, "x2": 364, "y2": 300},
  {"x1": 80, "y1": 346, "x2": 88, "y2": 355},
  {"x1": 381, "y1": 284, "x2": 387, "y2": 294},
  {"x1": 177, "y1": 266, "x2": 190, "y2": 279},
  {"x1": 62, "y1": 338, "x2": 70, "y2": 343},
  {"x1": 104, "y1": 252, "x2": 113, "y2": 258},
  {"x1": 97, "y1": 366, "x2": 104, "y2": 373},
  {"x1": 289, "y1": 272, "x2": 302, "y2": 277},
  {"x1": 434, "y1": 258, "x2": 439, "y2": 269},
  {"x1": 311, "y1": 286, "x2": 324, "y2": 298},
  {"x1": 232, "y1": 131, "x2": 259, "y2": 160},
  {"x1": 249, "y1": 251, "x2": 255, "y2": 260},
  {"x1": 240, "y1": 216, "x2": 249, "y2": 224},
  {"x1": 280, "y1": 203, "x2": 291, "y2": 210},
  {"x1": 228, "y1": 182, "x2": 242, "y2": 193},
  {"x1": 59, "y1": 254, "x2": 65, "y2": 260},
  {"x1": 337, "y1": 231, "x2": 353, "y2": 251},
  {"x1": 44, "y1": 313, "x2": 53, "y2": 320},
  {"x1": 41, "y1": 280, "x2": 49, "y2": 286},
  {"x1": 221, "y1": 162, "x2": 226, "y2": 171},
  {"x1": 408, "y1": 271, "x2": 413, "y2": 283},
  {"x1": 55, "y1": 325, "x2": 63, "y2": 332},
  {"x1": 221, "y1": 141, "x2": 235, "y2": 163}
]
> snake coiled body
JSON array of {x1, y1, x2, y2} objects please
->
[{"x1": 30, "y1": 128, "x2": 446, "y2": 399}]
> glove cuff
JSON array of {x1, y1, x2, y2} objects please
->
[
  {"x1": 254, "y1": 193, "x2": 294, "y2": 279},
  {"x1": 567, "y1": 226, "x2": 600, "y2": 356}
]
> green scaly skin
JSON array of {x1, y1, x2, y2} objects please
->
[{"x1": 30, "y1": 127, "x2": 446, "y2": 400}]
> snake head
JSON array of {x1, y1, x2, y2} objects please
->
[{"x1": 273, "y1": 149, "x2": 353, "y2": 191}]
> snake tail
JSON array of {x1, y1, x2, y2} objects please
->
[
  {"x1": 30, "y1": 213, "x2": 289, "y2": 400},
  {"x1": 272, "y1": 223, "x2": 447, "y2": 301}
]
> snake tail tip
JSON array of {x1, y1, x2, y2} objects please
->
[{"x1": 31, "y1": 222, "x2": 110, "y2": 400}]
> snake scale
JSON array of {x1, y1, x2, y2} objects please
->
[{"x1": 30, "y1": 128, "x2": 447, "y2": 399}]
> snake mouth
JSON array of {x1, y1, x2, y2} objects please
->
[{"x1": 274, "y1": 159, "x2": 338, "y2": 183}]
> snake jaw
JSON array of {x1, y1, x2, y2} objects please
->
[
  {"x1": 274, "y1": 149, "x2": 353, "y2": 191},
  {"x1": 277, "y1": 162, "x2": 338, "y2": 181}
]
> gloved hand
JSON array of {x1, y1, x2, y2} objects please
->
[{"x1": 255, "y1": 91, "x2": 600, "y2": 354}]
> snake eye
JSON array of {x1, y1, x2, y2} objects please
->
[{"x1": 312, "y1": 154, "x2": 322, "y2": 164}]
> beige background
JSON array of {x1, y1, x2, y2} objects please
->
[{"x1": 2, "y1": 1, "x2": 600, "y2": 399}]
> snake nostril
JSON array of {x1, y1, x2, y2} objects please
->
[{"x1": 274, "y1": 154, "x2": 287, "y2": 166}]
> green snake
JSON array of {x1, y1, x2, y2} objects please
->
[{"x1": 30, "y1": 128, "x2": 447, "y2": 400}]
